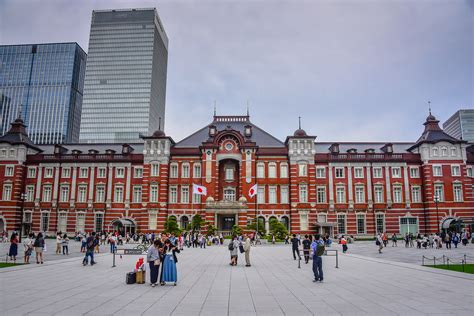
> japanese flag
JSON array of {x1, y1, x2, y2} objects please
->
[
  {"x1": 193, "y1": 184, "x2": 207, "y2": 195},
  {"x1": 249, "y1": 184, "x2": 258, "y2": 198}
]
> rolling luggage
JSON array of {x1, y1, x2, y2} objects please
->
[
  {"x1": 126, "y1": 272, "x2": 136, "y2": 284},
  {"x1": 136, "y1": 270, "x2": 145, "y2": 284}
]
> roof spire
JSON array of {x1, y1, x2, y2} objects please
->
[
  {"x1": 428, "y1": 100, "x2": 431, "y2": 115},
  {"x1": 213, "y1": 100, "x2": 217, "y2": 116},
  {"x1": 298, "y1": 116, "x2": 301, "y2": 129},
  {"x1": 158, "y1": 117, "x2": 161, "y2": 130},
  {"x1": 246, "y1": 100, "x2": 249, "y2": 116}
]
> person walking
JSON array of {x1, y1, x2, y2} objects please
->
[
  {"x1": 83, "y1": 232, "x2": 98, "y2": 266},
  {"x1": 391, "y1": 233, "x2": 397, "y2": 247},
  {"x1": 62, "y1": 233, "x2": 69, "y2": 255},
  {"x1": 229, "y1": 235, "x2": 240, "y2": 266},
  {"x1": 33, "y1": 232, "x2": 45, "y2": 264},
  {"x1": 291, "y1": 234, "x2": 301, "y2": 260},
  {"x1": 444, "y1": 233, "x2": 451, "y2": 249},
  {"x1": 109, "y1": 234, "x2": 117, "y2": 253},
  {"x1": 80, "y1": 234, "x2": 87, "y2": 253},
  {"x1": 147, "y1": 239, "x2": 163, "y2": 287},
  {"x1": 23, "y1": 233, "x2": 34, "y2": 264},
  {"x1": 376, "y1": 234, "x2": 384, "y2": 253},
  {"x1": 55, "y1": 233, "x2": 62, "y2": 254},
  {"x1": 311, "y1": 234, "x2": 325, "y2": 282},
  {"x1": 243, "y1": 234, "x2": 251, "y2": 267},
  {"x1": 452, "y1": 233, "x2": 459, "y2": 248},
  {"x1": 340, "y1": 235, "x2": 348, "y2": 253},
  {"x1": 271, "y1": 234, "x2": 276, "y2": 245},
  {"x1": 302, "y1": 235, "x2": 311, "y2": 264},
  {"x1": 160, "y1": 239, "x2": 180, "y2": 286},
  {"x1": 8, "y1": 232, "x2": 19, "y2": 262}
]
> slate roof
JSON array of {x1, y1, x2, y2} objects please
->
[
  {"x1": 175, "y1": 116, "x2": 285, "y2": 148},
  {"x1": 38, "y1": 143, "x2": 144, "y2": 155},
  {"x1": 0, "y1": 118, "x2": 42, "y2": 152},
  {"x1": 315, "y1": 142, "x2": 414, "y2": 154}
]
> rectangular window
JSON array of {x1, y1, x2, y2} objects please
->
[
  {"x1": 337, "y1": 214, "x2": 346, "y2": 234},
  {"x1": 391, "y1": 167, "x2": 401, "y2": 178},
  {"x1": 336, "y1": 186, "x2": 345, "y2": 203},
  {"x1": 27, "y1": 167, "x2": 37, "y2": 178},
  {"x1": 134, "y1": 167, "x2": 143, "y2": 178},
  {"x1": 393, "y1": 186, "x2": 403, "y2": 203},
  {"x1": 411, "y1": 186, "x2": 421, "y2": 203},
  {"x1": 180, "y1": 186, "x2": 189, "y2": 203},
  {"x1": 374, "y1": 186, "x2": 384, "y2": 203},
  {"x1": 280, "y1": 164, "x2": 288, "y2": 178},
  {"x1": 467, "y1": 167, "x2": 473, "y2": 178},
  {"x1": 79, "y1": 167, "x2": 88, "y2": 178},
  {"x1": 257, "y1": 164, "x2": 265, "y2": 178},
  {"x1": 132, "y1": 186, "x2": 142, "y2": 203},
  {"x1": 453, "y1": 184, "x2": 463, "y2": 202},
  {"x1": 169, "y1": 186, "x2": 177, "y2": 203},
  {"x1": 376, "y1": 214, "x2": 385, "y2": 233},
  {"x1": 96, "y1": 186, "x2": 105, "y2": 202},
  {"x1": 300, "y1": 213, "x2": 308, "y2": 230},
  {"x1": 268, "y1": 164, "x2": 277, "y2": 178},
  {"x1": 298, "y1": 163, "x2": 307, "y2": 177},
  {"x1": 97, "y1": 167, "x2": 106, "y2": 178},
  {"x1": 41, "y1": 212, "x2": 50, "y2": 232},
  {"x1": 299, "y1": 184, "x2": 308, "y2": 203},
  {"x1": 2, "y1": 184, "x2": 12, "y2": 201},
  {"x1": 432, "y1": 165, "x2": 442, "y2": 177},
  {"x1": 451, "y1": 165, "x2": 460, "y2": 177},
  {"x1": 42, "y1": 186, "x2": 52, "y2": 202},
  {"x1": 114, "y1": 186, "x2": 124, "y2": 203},
  {"x1": 280, "y1": 186, "x2": 289, "y2": 204},
  {"x1": 409, "y1": 167, "x2": 420, "y2": 178},
  {"x1": 269, "y1": 186, "x2": 277, "y2": 203},
  {"x1": 149, "y1": 212, "x2": 157, "y2": 230},
  {"x1": 115, "y1": 167, "x2": 125, "y2": 178},
  {"x1": 316, "y1": 167, "x2": 326, "y2": 178},
  {"x1": 150, "y1": 185, "x2": 159, "y2": 202},
  {"x1": 225, "y1": 168, "x2": 234, "y2": 181},
  {"x1": 193, "y1": 192, "x2": 201, "y2": 204},
  {"x1": 223, "y1": 188, "x2": 236, "y2": 201},
  {"x1": 335, "y1": 167, "x2": 344, "y2": 178},
  {"x1": 44, "y1": 167, "x2": 53, "y2": 178},
  {"x1": 317, "y1": 214, "x2": 327, "y2": 223},
  {"x1": 257, "y1": 187, "x2": 265, "y2": 204},
  {"x1": 24, "y1": 212, "x2": 32, "y2": 223},
  {"x1": 151, "y1": 163, "x2": 160, "y2": 177},
  {"x1": 354, "y1": 167, "x2": 363, "y2": 179},
  {"x1": 182, "y1": 164, "x2": 190, "y2": 178},
  {"x1": 58, "y1": 213, "x2": 67, "y2": 233},
  {"x1": 355, "y1": 186, "x2": 365, "y2": 203},
  {"x1": 170, "y1": 164, "x2": 178, "y2": 178},
  {"x1": 76, "y1": 213, "x2": 85, "y2": 233},
  {"x1": 317, "y1": 186, "x2": 326, "y2": 203},
  {"x1": 60, "y1": 186, "x2": 69, "y2": 202},
  {"x1": 61, "y1": 168, "x2": 71, "y2": 178},
  {"x1": 5, "y1": 166, "x2": 14, "y2": 177},
  {"x1": 94, "y1": 213, "x2": 103, "y2": 232},
  {"x1": 434, "y1": 184, "x2": 444, "y2": 202},
  {"x1": 356, "y1": 214, "x2": 366, "y2": 234},
  {"x1": 373, "y1": 167, "x2": 382, "y2": 178},
  {"x1": 77, "y1": 186, "x2": 87, "y2": 203},
  {"x1": 26, "y1": 185, "x2": 35, "y2": 202},
  {"x1": 193, "y1": 164, "x2": 201, "y2": 178}
]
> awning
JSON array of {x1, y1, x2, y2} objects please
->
[
  {"x1": 314, "y1": 222, "x2": 336, "y2": 227},
  {"x1": 441, "y1": 218, "x2": 459, "y2": 229},
  {"x1": 112, "y1": 218, "x2": 136, "y2": 226}
]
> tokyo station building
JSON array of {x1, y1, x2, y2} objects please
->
[{"x1": 0, "y1": 112, "x2": 473, "y2": 237}]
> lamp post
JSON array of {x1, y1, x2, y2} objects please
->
[
  {"x1": 19, "y1": 192, "x2": 27, "y2": 242},
  {"x1": 434, "y1": 194, "x2": 440, "y2": 233}
]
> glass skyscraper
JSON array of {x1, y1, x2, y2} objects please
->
[
  {"x1": 79, "y1": 8, "x2": 168, "y2": 143},
  {"x1": 443, "y1": 109, "x2": 474, "y2": 142},
  {"x1": 0, "y1": 43, "x2": 86, "y2": 144}
]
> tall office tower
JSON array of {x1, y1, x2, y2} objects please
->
[
  {"x1": 79, "y1": 8, "x2": 168, "y2": 143},
  {"x1": 443, "y1": 109, "x2": 474, "y2": 142},
  {"x1": 0, "y1": 43, "x2": 86, "y2": 144}
]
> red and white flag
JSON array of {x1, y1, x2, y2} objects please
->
[
  {"x1": 249, "y1": 184, "x2": 258, "y2": 198},
  {"x1": 193, "y1": 184, "x2": 207, "y2": 195}
]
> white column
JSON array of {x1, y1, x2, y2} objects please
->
[
  {"x1": 88, "y1": 165, "x2": 95, "y2": 202},
  {"x1": 70, "y1": 166, "x2": 77, "y2": 204},
  {"x1": 125, "y1": 164, "x2": 132, "y2": 204},
  {"x1": 347, "y1": 164, "x2": 353, "y2": 208},
  {"x1": 106, "y1": 166, "x2": 113, "y2": 204},
  {"x1": 403, "y1": 165, "x2": 411, "y2": 208},
  {"x1": 366, "y1": 164, "x2": 373, "y2": 208},
  {"x1": 35, "y1": 166, "x2": 43, "y2": 201},
  {"x1": 52, "y1": 166, "x2": 60, "y2": 202},
  {"x1": 328, "y1": 164, "x2": 334, "y2": 209},
  {"x1": 385, "y1": 164, "x2": 392, "y2": 206}
]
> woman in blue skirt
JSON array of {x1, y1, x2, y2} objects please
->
[{"x1": 160, "y1": 239, "x2": 180, "y2": 286}]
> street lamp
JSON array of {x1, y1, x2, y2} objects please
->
[
  {"x1": 434, "y1": 193, "x2": 440, "y2": 233},
  {"x1": 19, "y1": 192, "x2": 27, "y2": 242}
]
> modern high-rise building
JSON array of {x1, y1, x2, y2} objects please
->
[
  {"x1": 79, "y1": 8, "x2": 169, "y2": 144},
  {"x1": 0, "y1": 43, "x2": 86, "y2": 144},
  {"x1": 443, "y1": 109, "x2": 474, "y2": 142}
]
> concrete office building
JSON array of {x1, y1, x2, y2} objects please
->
[
  {"x1": 79, "y1": 8, "x2": 168, "y2": 144},
  {"x1": 443, "y1": 109, "x2": 474, "y2": 142}
]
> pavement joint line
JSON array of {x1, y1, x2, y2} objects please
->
[
  {"x1": 244, "y1": 262, "x2": 257, "y2": 315},
  {"x1": 196, "y1": 249, "x2": 226, "y2": 315}
]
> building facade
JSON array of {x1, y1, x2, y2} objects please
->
[
  {"x1": 0, "y1": 43, "x2": 86, "y2": 144},
  {"x1": 443, "y1": 109, "x2": 474, "y2": 142},
  {"x1": 0, "y1": 113, "x2": 473, "y2": 237},
  {"x1": 79, "y1": 8, "x2": 168, "y2": 144}
]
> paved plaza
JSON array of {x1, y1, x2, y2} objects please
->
[{"x1": 1, "y1": 241, "x2": 473, "y2": 316}]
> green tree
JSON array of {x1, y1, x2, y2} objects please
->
[
  {"x1": 164, "y1": 216, "x2": 181, "y2": 235},
  {"x1": 191, "y1": 214, "x2": 205, "y2": 231},
  {"x1": 247, "y1": 220, "x2": 266, "y2": 236},
  {"x1": 269, "y1": 218, "x2": 288, "y2": 240},
  {"x1": 232, "y1": 225, "x2": 242, "y2": 236},
  {"x1": 206, "y1": 224, "x2": 217, "y2": 237}
]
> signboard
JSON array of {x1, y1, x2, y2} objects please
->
[{"x1": 123, "y1": 249, "x2": 144, "y2": 255}]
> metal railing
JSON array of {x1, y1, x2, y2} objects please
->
[
  {"x1": 422, "y1": 254, "x2": 473, "y2": 273},
  {"x1": 298, "y1": 249, "x2": 339, "y2": 269}
]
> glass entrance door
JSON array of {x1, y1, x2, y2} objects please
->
[{"x1": 221, "y1": 215, "x2": 235, "y2": 231}]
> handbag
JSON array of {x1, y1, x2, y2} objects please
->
[
  {"x1": 154, "y1": 259, "x2": 160, "y2": 266},
  {"x1": 239, "y1": 244, "x2": 245, "y2": 253}
]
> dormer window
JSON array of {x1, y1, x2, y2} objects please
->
[
  {"x1": 381, "y1": 143, "x2": 393, "y2": 154},
  {"x1": 105, "y1": 149, "x2": 116, "y2": 155},
  {"x1": 329, "y1": 143, "x2": 339, "y2": 154},
  {"x1": 71, "y1": 149, "x2": 82, "y2": 155},
  {"x1": 365, "y1": 148, "x2": 375, "y2": 154},
  {"x1": 209, "y1": 125, "x2": 217, "y2": 137},
  {"x1": 122, "y1": 144, "x2": 133, "y2": 155},
  {"x1": 244, "y1": 124, "x2": 252, "y2": 137},
  {"x1": 347, "y1": 148, "x2": 357, "y2": 154},
  {"x1": 88, "y1": 149, "x2": 99, "y2": 155}
]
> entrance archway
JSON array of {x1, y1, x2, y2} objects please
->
[
  {"x1": 111, "y1": 218, "x2": 136, "y2": 236},
  {"x1": 441, "y1": 217, "x2": 463, "y2": 233}
]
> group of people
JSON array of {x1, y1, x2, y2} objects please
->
[
  {"x1": 228, "y1": 234, "x2": 252, "y2": 266},
  {"x1": 7, "y1": 231, "x2": 46, "y2": 264},
  {"x1": 146, "y1": 237, "x2": 180, "y2": 286}
]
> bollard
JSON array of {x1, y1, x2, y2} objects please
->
[
  {"x1": 434, "y1": 256, "x2": 436, "y2": 266},
  {"x1": 335, "y1": 250, "x2": 339, "y2": 268},
  {"x1": 112, "y1": 248, "x2": 116, "y2": 268},
  {"x1": 443, "y1": 255, "x2": 445, "y2": 265},
  {"x1": 422, "y1": 256, "x2": 424, "y2": 266}
]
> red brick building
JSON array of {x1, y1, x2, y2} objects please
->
[{"x1": 0, "y1": 113, "x2": 473, "y2": 237}]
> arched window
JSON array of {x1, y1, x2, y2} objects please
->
[
  {"x1": 181, "y1": 163, "x2": 190, "y2": 178},
  {"x1": 432, "y1": 147, "x2": 438, "y2": 157},
  {"x1": 441, "y1": 147, "x2": 448, "y2": 157},
  {"x1": 180, "y1": 216, "x2": 189, "y2": 229},
  {"x1": 280, "y1": 216, "x2": 289, "y2": 230},
  {"x1": 268, "y1": 162, "x2": 277, "y2": 178}
]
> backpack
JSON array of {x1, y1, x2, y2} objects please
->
[
  {"x1": 33, "y1": 239, "x2": 40, "y2": 247},
  {"x1": 87, "y1": 238, "x2": 94, "y2": 249},
  {"x1": 315, "y1": 243, "x2": 325, "y2": 257},
  {"x1": 228, "y1": 242, "x2": 234, "y2": 251}
]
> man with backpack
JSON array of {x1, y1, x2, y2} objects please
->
[
  {"x1": 83, "y1": 232, "x2": 98, "y2": 266},
  {"x1": 311, "y1": 234, "x2": 325, "y2": 283}
]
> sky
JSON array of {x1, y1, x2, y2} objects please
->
[{"x1": 1, "y1": 0, "x2": 473, "y2": 143}]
